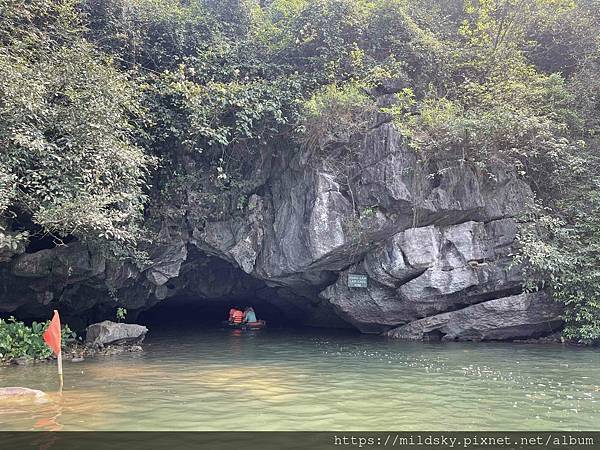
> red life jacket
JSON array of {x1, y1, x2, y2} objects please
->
[{"x1": 232, "y1": 310, "x2": 244, "y2": 324}]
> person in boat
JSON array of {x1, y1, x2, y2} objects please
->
[
  {"x1": 243, "y1": 307, "x2": 257, "y2": 324},
  {"x1": 229, "y1": 307, "x2": 244, "y2": 325}
]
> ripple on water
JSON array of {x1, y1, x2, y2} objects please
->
[{"x1": 1, "y1": 328, "x2": 599, "y2": 430}]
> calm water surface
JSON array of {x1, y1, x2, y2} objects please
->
[{"x1": 1, "y1": 326, "x2": 599, "y2": 430}]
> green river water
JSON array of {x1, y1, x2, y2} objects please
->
[{"x1": 1, "y1": 326, "x2": 599, "y2": 431}]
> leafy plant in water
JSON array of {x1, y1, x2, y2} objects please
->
[{"x1": 0, "y1": 317, "x2": 76, "y2": 362}]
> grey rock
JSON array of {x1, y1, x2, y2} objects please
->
[
  {"x1": 9, "y1": 250, "x2": 53, "y2": 278},
  {"x1": 399, "y1": 266, "x2": 479, "y2": 304},
  {"x1": 386, "y1": 292, "x2": 563, "y2": 341},
  {"x1": 192, "y1": 195, "x2": 265, "y2": 275},
  {"x1": 85, "y1": 321, "x2": 148, "y2": 346},
  {"x1": 321, "y1": 270, "x2": 415, "y2": 333},
  {"x1": 401, "y1": 226, "x2": 441, "y2": 269},
  {"x1": 14, "y1": 357, "x2": 33, "y2": 366},
  {"x1": 11, "y1": 243, "x2": 105, "y2": 280},
  {"x1": 144, "y1": 231, "x2": 187, "y2": 286},
  {"x1": 308, "y1": 172, "x2": 352, "y2": 261},
  {"x1": 0, "y1": 387, "x2": 48, "y2": 403},
  {"x1": 228, "y1": 195, "x2": 265, "y2": 273},
  {"x1": 321, "y1": 218, "x2": 523, "y2": 332},
  {"x1": 363, "y1": 236, "x2": 419, "y2": 288}
]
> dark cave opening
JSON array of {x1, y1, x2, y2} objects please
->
[
  {"x1": 24, "y1": 233, "x2": 76, "y2": 253},
  {"x1": 10, "y1": 210, "x2": 77, "y2": 253},
  {"x1": 138, "y1": 295, "x2": 298, "y2": 329},
  {"x1": 133, "y1": 248, "x2": 317, "y2": 330},
  {"x1": 423, "y1": 329, "x2": 445, "y2": 342},
  {"x1": 1, "y1": 240, "x2": 347, "y2": 334}
]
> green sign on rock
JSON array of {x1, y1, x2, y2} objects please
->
[{"x1": 348, "y1": 273, "x2": 368, "y2": 288}]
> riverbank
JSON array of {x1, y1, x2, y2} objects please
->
[{"x1": 1, "y1": 342, "x2": 144, "y2": 367}]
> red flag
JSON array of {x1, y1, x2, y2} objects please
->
[{"x1": 43, "y1": 310, "x2": 61, "y2": 356}]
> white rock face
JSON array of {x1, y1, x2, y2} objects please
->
[
  {"x1": 309, "y1": 172, "x2": 352, "y2": 261},
  {"x1": 321, "y1": 218, "x2": 531, "y2": 333},
  {"x1": 386, "y1": 292, "x2": 563, "y2": 341}
]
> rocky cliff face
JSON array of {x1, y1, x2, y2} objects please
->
[{"x1": 0, "y1": 121, "x2": 563, "y2": 340}]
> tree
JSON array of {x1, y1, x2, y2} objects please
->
[{"x1": 0, "y1": 0, "x2": 154, "y2": 249}]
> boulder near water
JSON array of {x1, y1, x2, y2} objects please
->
[
  {"x1": 0, "y1": 387, "x2": 48, "y2": 403},
  {"x1": 385, "y1": 292, "x2": 563, "y2": 341},
  {"x1": 85, "y1": 321, "x2": 148, "y2": 347}
]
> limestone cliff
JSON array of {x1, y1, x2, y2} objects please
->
[{"x1": 0, "y1": 121, "x2": 563, "y2": 339}]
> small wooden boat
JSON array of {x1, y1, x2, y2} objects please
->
[{"x1": 222, "y1": 320, "x2": 267, "y2": 330}]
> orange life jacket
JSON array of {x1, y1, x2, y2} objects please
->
[
  {"x1": 228, "y1": 308, "x2": 237, "y2": 321},
  {"x1": 232, "y1": 310, "x2": 244, "y2": 324}
]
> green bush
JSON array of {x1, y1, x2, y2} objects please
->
[
  {"x1": 0, "y1": 317, "x2": 76, "y2": 363},
  {"x1": 300, "y1": 82, "x2": 377, "y2": 153}
]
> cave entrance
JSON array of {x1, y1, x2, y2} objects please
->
[
  {"x1": 5, "y1": 244, "x2": 349, "y2": 333},
  {"x1": 10, "y1": 208, "x2": 76, "y2": 253},
  {"x1": 138, "y1": 295, "x2": 296, "y2": 329},
  {"x1": 134, "y1": 249, "x2": 330, "y2": 331}
]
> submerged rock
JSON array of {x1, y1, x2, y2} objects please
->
[
  {"x1": 0, "y1": 387, "x2": 48, "y2": 403},
  {"x1": 85, "y1": 321, "x2": 148, "y2": 347},
  {"x1": 385, "y1": 292, "x2": 563, "y2": 341},
  {"x1": 13, "y1": 357, "x2": 33, "y2": 366}
]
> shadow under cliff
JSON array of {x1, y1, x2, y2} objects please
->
[{"x1": 138, "y1": 295, "x2": 298, "y2": 329}]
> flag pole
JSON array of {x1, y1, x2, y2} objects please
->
[{"x1": 58, "y1": 350, "x2": 64, "y2": 392}]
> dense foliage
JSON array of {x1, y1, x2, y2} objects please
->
[
  {"x1": 0, "y1": 317, "x2": 75, "y2": 362},
  {"x1": 0, "y1": 0, "x2": 599, "y2": 342},
  {"x1": 0, "y1": 0, "x2": 154, "y2": 248}
]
